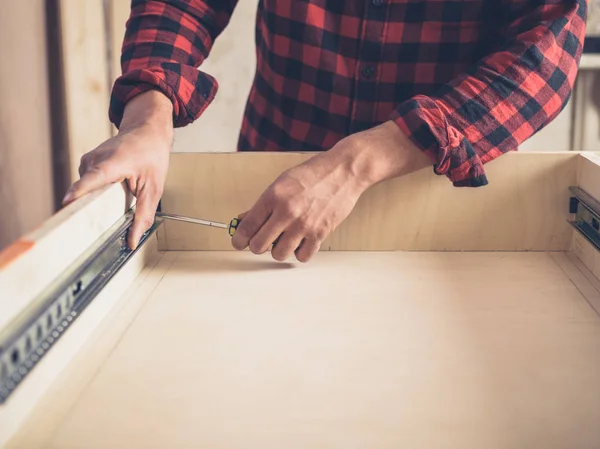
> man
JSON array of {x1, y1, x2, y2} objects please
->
[{"x1": 62, "y1": 0, "x2": 586, "y2": 262}]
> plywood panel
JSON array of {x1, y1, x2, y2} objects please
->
[
  {"x1": 0, "y1": 234, "x2": 163, "y2": 449},
  {"x1": 0, "y1": 183, "x2": 132, "y2": 332},
  {"x1": 58, "y1": 0, "x2": 112, "y2": 183},
  {"x1": 572, "y1": 152, "x2": 600, "y2": 281},
  {"x1": 8, "y1": 251, "x2": 600, "y2": 449},
  {"x1": 0, "y1": 1, "x2": 55, "y2": 250},
  {"x1": 577, "y1": 152, "x2": 600, "y2": 201},
  {"x1": 158, "y1": 152, "x2": 578, "y2": 251}
]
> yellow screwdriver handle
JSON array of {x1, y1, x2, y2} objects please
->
[
  {"x1": 228, "y1": 217, "x2": 240, "y2": 236},
  {"x1": 228, "y1": 216, "x2": 280, "y2": 246}
]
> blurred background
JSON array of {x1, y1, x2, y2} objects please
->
[{"x1": 1, "y1": 0, "x2": 600, "y2": 251}]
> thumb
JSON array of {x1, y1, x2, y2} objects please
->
[{"x1": 128, "y1": 183, "x2": 161, "y2": 250}]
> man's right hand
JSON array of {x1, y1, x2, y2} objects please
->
[{"x1": 62, "y1": 90, "x2": 174, "y2": 250}]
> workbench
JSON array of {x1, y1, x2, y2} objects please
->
[{"x1": 1, "y1": 151, "x2": 599, "y2": 448}]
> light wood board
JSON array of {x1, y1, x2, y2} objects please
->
[
  {"x1": 159, "y1": 152, "x2": 579, "y2": 251},
  {"x1": 572, "y1": 153, "x2": 600, "y2": 281},
  {"x1": 6, "y1": 250, "x2": 600, "y2": 449},
  {"x1": 0, "y1": 182, "x2": 132, "y2": 332},
  {"x1": 577, "y1": 152, "x2": 600, "y2": 202},
  {"x1": 0, "y1": 233, "x2": 163, "y2": 448},
  {"x1": 58, "y1": 0, "x2": 112, "y2": 183}
]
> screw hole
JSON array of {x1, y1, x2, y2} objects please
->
[
  {"x1": 36, "y1": 324, "x2": 42, "y2": 342},
  {"x1": 73, "y1": 280, "x2": 83, "y2": 296},
  {"x1": 57, "y1": 304, "x2": 62, "y2": 319},
  {"x1": 592, "y1": 217, "x2": 599, "y2": 232},
  {"x1": 25, "y1": 336, "x2": 32, "y2": 353},
  {"x1": 46, "y1": 313, "x2": 53, "y2": 330},
  {"x1": 11, "y1": 349, "x2": 19, "y2": 365}
]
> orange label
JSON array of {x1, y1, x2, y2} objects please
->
[{"x1": 0, "y1": 239, "x2": 35, "y2": 270}]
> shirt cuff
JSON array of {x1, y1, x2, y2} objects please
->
[
  {"x1": 390, "y1": 95, "x2": 489, "y2": 187},
  {"x1": 109, "y1": 62, "x2": 218, "y2": 129}
]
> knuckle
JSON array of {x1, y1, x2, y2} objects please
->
[
  {"x1": 297, "y1": 218, "x2": 312, "y2": 234},
  {"x1": 306, "y1": 228, "x2": 326, "y2": 242},
  {"x1": 269, "y1": 180, "x2": 287, "y2": 199},
  {"x1": 281, "y1": 201, "x2": 302, "y2": 219},
  {"x1": 237, "y1": 219, "x2": 257, "y2": 236},
  {"x1": 138, "y1": 216, "x2": 155, "y2": 230},
  {"x1": 78, "y1": 154, "x2": 92, "y2": 175},
  {"x1": 79, "y1": 154, "x2": 89, "y2": 167}
]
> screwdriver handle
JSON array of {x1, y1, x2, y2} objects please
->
[
  {"x1": 227, "y1": 217, "x2": 279, "y2": 246},
  {"x1": 228, "y1": 217, "x2": 240, "y2": 236}
]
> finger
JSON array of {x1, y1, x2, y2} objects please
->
[
  {"x1": 295, "y1": 239, "x2": 321, "y2": 263},
  {"x1": 237, "y1": 211, "x2": 249, "y2": 220},
  {"x1": 127, "y1": 182, "x2": 161, "y2": 250},
  {"x1": 248, "y1": 212, "x2": 290, "y2": 255},
  {"x1": 271, "y1": 230, "x2": 304, "y2": 262},
  {"x1": 62, "y1": 163, "x2": 123, "y2": 205},
  {"x1": 78, "y1": 153, "x2": 92, "y2": 178},
  {"x1": 231, "y1": 199, "x2": 271, "y2": 251}
]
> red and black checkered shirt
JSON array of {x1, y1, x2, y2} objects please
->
[{"x1": 109, "y1": 0, "x2": 586, "y2": 187}]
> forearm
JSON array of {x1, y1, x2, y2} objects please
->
[{"x1": 326, "y1": 121, "x2": 432, "y2": 192}]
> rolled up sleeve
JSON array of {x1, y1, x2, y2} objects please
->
[
  {"x1": 391, "y1": 0, "x2": 586, "y2": 187},
  {"x1": 109, "y1": 0, "x2": 238, "y2": 128}
]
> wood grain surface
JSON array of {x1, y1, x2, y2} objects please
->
[
  {"x1": 58, "y1": 0, "x2": 112, "y2": 183},
  {"x1": 7, "y1": 250, "x2": 600, "y2": 449},
  {"x1": 572, "y1": 152, "x2": 600, "y2": 282},
  {"x1": 0, "y1": 232, "x2": 161, "y2": 449},
  {"x1": 159, "y1": 151, "x2": 579, "y2": 251}
]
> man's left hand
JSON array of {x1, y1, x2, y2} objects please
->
[{"x1": 231, "y1": 121, "x2": 431, "y2": 262}]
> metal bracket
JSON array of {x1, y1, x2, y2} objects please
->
[
  {"x1": 568, "y1": 186, "x2": 600, "y2": 251},
  {"x1": 0, "y1": 212, "x2": 161, "y2": 404}
]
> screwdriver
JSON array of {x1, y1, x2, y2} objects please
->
[{"x1": 155, "y1": 212, "x2": 240, "y2": 236}]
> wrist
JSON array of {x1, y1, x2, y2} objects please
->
[
  {"x1": 119, "y1": 90, "x2": 174, "y2": 140},
  {"x1": 331, "y1": 121, "x2": 431, "y2": 190}
]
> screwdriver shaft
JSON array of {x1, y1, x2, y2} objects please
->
[{"x1": 155, "y1": 212, "x2": 229, "y2": 229}]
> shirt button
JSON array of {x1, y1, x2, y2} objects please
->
[
  {"x1": 372, "y1": 0, "x2": 385, "y2": 6},
  {"x1": 361, "y1": 65, "x2": 375, "y2": 79}
]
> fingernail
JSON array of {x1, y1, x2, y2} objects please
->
[{"x1": 62, "y1": 191, "x2": 74, "y2": 204}]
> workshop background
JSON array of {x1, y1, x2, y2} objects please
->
[{"x1": 1, "y1": 0, "x2": 600, "y2": 251}]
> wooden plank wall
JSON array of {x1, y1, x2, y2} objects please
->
[
  {"x1": 57, "y1": 0, "x2": 113, "y2": 184},
  {"x1": 0, "y1": 2, "x2": 55, "y2": 250},
  {"x1": 0, "y1": 0, "x2": 122, "y2": 250},
  {"x1": 107, "y1": 0, "x2": 131, "y2": 136}
]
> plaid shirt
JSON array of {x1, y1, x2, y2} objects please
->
[{"x1": 110, "y1": 0, "x2": 586, "y2": 187}]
